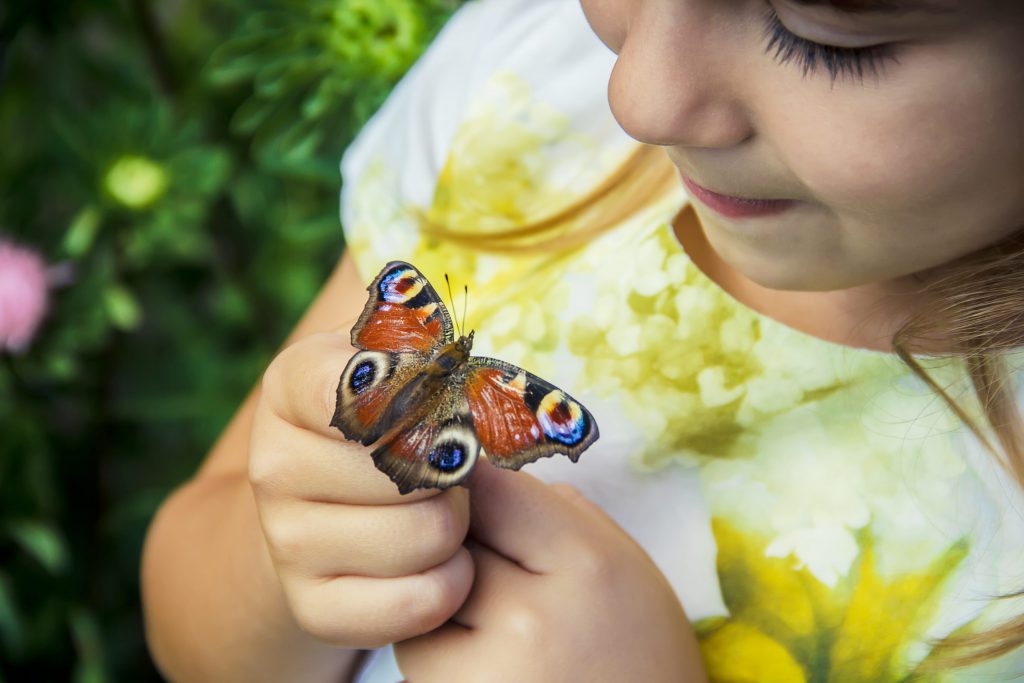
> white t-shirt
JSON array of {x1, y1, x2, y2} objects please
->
[{"x1": 339, "y1": 1, "x2": 1024, "y2": 680}]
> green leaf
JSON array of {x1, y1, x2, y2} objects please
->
[
  {"x1": 0, "y1": 570, "x2": 24, "y2": 654},
  {"x1": 168, "y1": 147, "x2": 232, "y2": 196},
  {"x1": 69, "y1": 608, "x2": 109, "y2": 683},
  {"x1": 7, "y1": 520, "x2": 68, "y2": 574},
  {"x1": 230, "y1": 97, "x2": 278, "y2": 136},
  {"x1": 45, "y1": 352, "x2": 78, "y2": 381},
  {"x1": 302, "y1": 77, "x2": 342, "y2": 120},
  {"x1": 63, "y1": 205, "x2": 103, "y2": 258},
  {"x1": 103, "y1": 285, "x2": 142, "y2": 331}
]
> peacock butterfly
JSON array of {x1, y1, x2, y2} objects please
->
[{"x1": 330, "y1": 261, "x2": 599, "y2": 494}]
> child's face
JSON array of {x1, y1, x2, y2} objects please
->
[{"x1": 580, "y1": 0, "x2": 1024, "y2": 291}]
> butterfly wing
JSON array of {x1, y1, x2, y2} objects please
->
[
  {"x1": 464, "y1": 357, "x2": 599, "y2": 470},
  {"x1": 352, "y1": 261, "x2": 455, "y2": 353},
  {"x1": 331, "y1": 349, "x2": 431, "y2": 445},
  {"x1": 369, "y1": 382, "x2": 480, "y2": 494}
]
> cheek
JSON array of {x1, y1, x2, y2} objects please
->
[{"x1": 776, "y1": 47, "x2": 1024, "y2": 224}]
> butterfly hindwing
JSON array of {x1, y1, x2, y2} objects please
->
[
  {"x1": 369, "y1": 381, "x2": 480, "y2": 494},
  {"x1": 464, "y1": 357, "x2": 599, "y2": 470},
  {"x1": 352, "y1": 261, "x2": 455, "y2": 353},
  {"x1": 331, "y1": 350, "x2": 431, "y2": 445}
]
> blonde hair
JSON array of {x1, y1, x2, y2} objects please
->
[
  {"x1": 415, "y1": 143, "x2": 1024, "y2": 669},
  {"x1": 411, "y1": 144, "x2": 679, "y2": 253},
  {"x1": 893, "y1": 233, "x2": 1024, "y2": 669}
]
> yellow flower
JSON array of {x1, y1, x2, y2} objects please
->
[{"x1": 698, "y1": 519, "x2": 970, "y2": 682}]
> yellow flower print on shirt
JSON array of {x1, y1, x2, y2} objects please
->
[
  {"x1": 697, "y1": 519, "x2": 969, "y2": 683},
  {"x1": 564, "y1": 220, "x2": 920, "y2": 469}
]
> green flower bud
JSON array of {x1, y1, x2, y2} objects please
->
[{"x1": 104, "y1": 156, "x2": 169, "y2": 210}]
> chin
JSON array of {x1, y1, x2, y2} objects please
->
[{"x1": 727, "y1": 253, "x2": 865, "y2": 292}]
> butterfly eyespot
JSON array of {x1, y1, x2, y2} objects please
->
[
  {"x1": 537, "y1": 391, "x2": 588, "y2": 446},
  {"x1": 379, "y1": 268, "x2": 424, "y2": 304},
  {"x1": 349, "y1": 360, "x2": 376, "y2": 395},
  {"x1": 428, "y1": 441, "x2": 467, "y2": 472}
]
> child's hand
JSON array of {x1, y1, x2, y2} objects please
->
[
  {"x1": 247, "y1": 331, "x2": 475, "y2": 649},
  {"x1": 395, "y1": 462, "x2": 707, "y2": 683}
]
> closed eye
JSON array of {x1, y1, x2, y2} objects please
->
[{"x1": 761, "y1": 7, "x2": 900, "y2": 85}]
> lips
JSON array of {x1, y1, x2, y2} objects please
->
[{"x1": 678, "y1": 173, "x2": 796, "y2": 219}]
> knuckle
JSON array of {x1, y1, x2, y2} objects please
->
[
  {"x1": 259, "y1": 344, "x2": 293, "y2": 400},
  {"x1": 394, "y1": 575, "x2": 456, "y2": 633},
  {"x1": 287, "y1": 587, "x2": 346, "y2": 644},
  {"x1": 247, "y1": 449, "x2": 276, "y2": 491},
  {"x1": 260, "y1": 512, "x2": 306, "y2": 564},
  {"x1": 246, "y1": 443, "x2": 288, "y2": 497},
  {"x1": 288, "y1": 582, "x2": 393, "y2": 649},
  {"x1": 500, "y1": 603, "x2": 546, "y2": 648},
  {"x1": 388, "y1": 552, "x2": 469, "y2": 635},
  {"x1": 569, "y1": 543, "x2": 615, "y2": 586}
]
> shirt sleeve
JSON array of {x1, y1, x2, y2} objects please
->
[{"x1": 339, "y1": 0, "x2": 551, "y2": 254}]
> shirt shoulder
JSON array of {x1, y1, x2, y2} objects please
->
[{"x1": 339, "y1": 0, "x2": 626, "y2": 274}]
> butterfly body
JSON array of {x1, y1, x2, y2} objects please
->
[{"x1": 331, "y1": 261, "x2": 598, "y2": 494}]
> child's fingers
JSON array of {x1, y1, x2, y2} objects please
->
[
  {"x1": 263, "y1": 489, "x2": 470, "y2": 579},
  {"x1": 448, "y1": 540, "x2": 528, "y2": 629},
  {"x1": 394, "y1": 543, "x2": 519, "y2": 675},
  {"x1": 549, "y1": 482, "x2": 616, "y2": 523},
  {"x1": 463, "y1": 460, "x2": 597, "y2": 574},
  {"x1": 249, "y1": 412, "x2": 437, "y2": 506},
  {"x1": 395, "y1": 621, "x2": 474, "y2": 678},
  {"x1": 252, "y1": 330, "x2": 445, "y2": 505},
  {"x1": 260, "y1": 330, "x2": 354, "y2": 441},
  {"x1": 283, "y1": 546, "x2": 474, "y2": 649}
]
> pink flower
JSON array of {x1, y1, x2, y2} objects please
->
[{"x1": 0, "y1": 239, "x2": 50, "y2": 353}]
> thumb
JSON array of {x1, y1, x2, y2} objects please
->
[
  {"x1": 464, "y1": 459, "x2": 612, "y2": 573},
  {"x1": 548, "y1": 482, "x2": 605, "y2": 516}
]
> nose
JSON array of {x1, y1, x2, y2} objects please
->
[{"x1": 606, "y1": 5, "x2": 754, "y2": 149}]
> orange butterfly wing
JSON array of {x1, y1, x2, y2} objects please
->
[
  {"x1": 464, "y1": 358, "x2": 599, "y2": 470},
  {"x1": 351, "y1": 261, "x2": 454, "y2": 353}
]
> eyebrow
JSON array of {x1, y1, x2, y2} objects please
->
[{"x1": 789, "y1": 0, "x2": 956, "y2": 14}]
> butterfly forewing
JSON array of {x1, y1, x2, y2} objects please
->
[
  {"x1": 331, "y1": 350, "x2": 431, "y2": 445},
  {"x1": 352, "y1": 261, "x2": 455, "y2": 353},
  {"x1": 465, "y1": 357, "x2": 599, "y2": 470}
]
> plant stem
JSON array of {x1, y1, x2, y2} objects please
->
[{"x1": 129, "y1": 0, "x2": 178, "y2": 97}]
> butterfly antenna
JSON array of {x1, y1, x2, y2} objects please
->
[
  {"x1": 463, "y1": 285, "x2": 469, "y2": 335},
  {"x1": 444, "y1": 273, "x2": 462, "y2": 337}
]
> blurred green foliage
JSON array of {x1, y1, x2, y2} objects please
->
[{"x1": 0, "y1": 0, "x2": 462, "y2": 678}]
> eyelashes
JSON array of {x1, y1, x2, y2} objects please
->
[{"x1": 761, "y1": 8, "x2": 900, "y2": 84}]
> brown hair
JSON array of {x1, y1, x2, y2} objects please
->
[{"x1": 414, "y1": 142, "x2": 1024, "y2": 669}]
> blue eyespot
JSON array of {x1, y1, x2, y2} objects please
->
[
  {"x1": 428, "y1": 442, "x2": 464, "y2": 472},
  {"x1": 349, "y1": 361, "x2": 376, "y2": 394},
  {"x1": 550, "y1": 411, "x2": 587, "y2": 445},
  {"x1": 540, "y1": 400, "x2": 588, "y2": 445},
  {"x1": 379, "y1": 268, "x2": 414, "y2": 303}
]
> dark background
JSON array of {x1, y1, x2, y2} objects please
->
[{"x1": 0, "y1": 0, "x2": 463, "y2": 678}]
